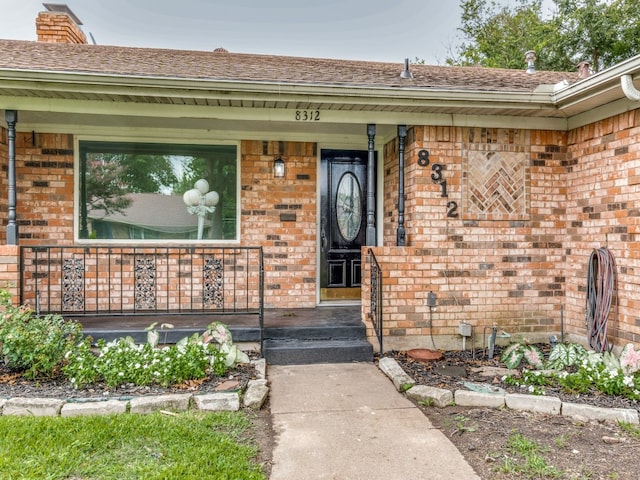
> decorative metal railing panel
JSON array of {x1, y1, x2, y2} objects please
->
[
  {"x1": 20, "y1": 246, "x2": 264, "y2": 318},
  {"x1": 368, "y1": 248, "x2": 383, "y2": 354}
]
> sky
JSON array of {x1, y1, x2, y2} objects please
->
[{"x1": 0, "y1": 0, "x2": 557, "y2": 65}]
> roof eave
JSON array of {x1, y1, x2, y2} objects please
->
[{"x1": 0, "y1": 67, "x2": 558, "y2": 111}]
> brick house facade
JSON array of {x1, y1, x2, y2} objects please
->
[{"x1": 2, "y1": 7, "x2": 640, "y2": 352}]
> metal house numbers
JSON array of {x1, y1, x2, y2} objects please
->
[{"x1": 417, "y1": 149, "x2": 458, "y2": 218}]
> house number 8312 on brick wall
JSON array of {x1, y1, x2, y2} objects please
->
[{"x1": 417, "y1": 149, "x2": 458, "y2": 218}]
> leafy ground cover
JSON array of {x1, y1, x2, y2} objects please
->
[{"x1": 0, "y1": 411, "x2": 269, "y2": 480}]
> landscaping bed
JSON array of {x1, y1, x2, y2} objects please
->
[
  {"x1": 383, "y1": 347, "x2": 640, "y2": 479},
  {"x1": 0, "y1": 359, "x2": 259, "y2": 399}
]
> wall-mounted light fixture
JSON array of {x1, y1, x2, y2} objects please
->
[{"x1": 274, "y1": 157, "x2": 286, "y2": 178}]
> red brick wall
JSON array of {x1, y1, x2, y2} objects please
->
[
  {"x1": 366, "y1": 126, "x2": 569, "y2": 350},
  {"x1": 14, "y1": 133, "x2": 75, "y2": 246},
  {"x1": 0, "y1": 132, "x2": 76, "y2": 246},
  {"x1": 0, "y1": 134, "x2": 319, "y2": 308},
  {"x1": 565, "y1": 110, "x2": 640, "y2": 346},
  {"x1": 241, "y1": 141, "x2": 318, "y2": 308},
  {"x1": 2, "y1": 113, "x2": 640, "y2": 348}
]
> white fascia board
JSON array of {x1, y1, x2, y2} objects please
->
[
  {"x1": 0, "y1": 68, "x2": 557, "y2": 109},
  {"x1": 2, "y1": 95, "x2": 567, "y2": 131},
  {"x1": 552, "y1": 54, "x2": 640, "y2": 107}
]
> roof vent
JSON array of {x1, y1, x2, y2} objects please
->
[
  {"x1": 400, "y1": 58, "x2": 413, "y2": 79},
  {"x1": 213, "y1": 47, "x2": 228, "y2": 53},
  {"x1": 577, "y1": 61, "x2": 591, "y2": 79},
  {"x1": 525, "y1": 50, "x2": 536, "y2": 74}
]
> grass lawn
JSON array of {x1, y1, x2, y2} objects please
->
[{"x1": 0, "y1": 411, "x2": 266, "y2": 480}]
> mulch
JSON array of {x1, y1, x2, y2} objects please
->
[
  {"x1": 383, "y1": 346, "x2": 640, "y2": 412},
  {"x1": 0, "y1": 362, "x2": 258, "y2": 400}
]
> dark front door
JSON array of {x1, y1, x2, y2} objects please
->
[{"x1": 320, "y1": 149, "x2": 374, "y2": 301}]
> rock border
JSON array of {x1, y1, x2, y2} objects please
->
[
  {"x1": 0, "y1": 359, "x2": 268, "y2": 417},
  {"x1": 378, "y1": 357, "x2": 640, "y2": 425}
]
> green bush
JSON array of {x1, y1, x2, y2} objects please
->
[
  {"x1": 0, "y1": 288, "x2": 244, "y2": 389},
  {"x1": 0, "y1": 288, "x2": 82, "y2": 379},
  {"x1": 64, "y1": 332, "x2": 230, "y2": 389}
]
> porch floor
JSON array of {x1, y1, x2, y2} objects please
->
[{"x1": 75, "y1": 304, "x2": 363, "y2": 344}]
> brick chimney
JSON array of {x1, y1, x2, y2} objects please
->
[{"x1": 36, "y1": 4, "x2": 87, "y2": 44}]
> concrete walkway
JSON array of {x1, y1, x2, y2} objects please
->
[{"x1": 268, "y1": 363, "x2": 480, "y2": 480}]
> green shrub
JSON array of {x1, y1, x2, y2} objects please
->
[
  {"x1": 64, "y1": 332, "x2": 230, "y2": 389},
  {"x1": 0, "y1": 288, "x2": 82, "y2": 379}
]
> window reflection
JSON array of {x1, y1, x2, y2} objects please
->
[{"x1": 79, "y1": 142, "x2": 237, "y2": 241}]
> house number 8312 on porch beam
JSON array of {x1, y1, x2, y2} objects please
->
[{"x1": 295, "y1": 110, "x2": 320, "y2": 121}]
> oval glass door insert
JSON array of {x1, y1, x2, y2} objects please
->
[{"x1": 336, "y1": 172, "x2": 362, "y2": 242}]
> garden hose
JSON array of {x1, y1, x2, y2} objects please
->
[{"x1": 585, "y1": 247, "x2": 616, "y2": 353}]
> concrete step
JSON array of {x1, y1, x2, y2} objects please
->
[
  {"x1": 263, "y1": 324, "x2": 366, "y2": 341},
  {"x1": 263, "y1": 338, "x2": 374, "y2": 365}
]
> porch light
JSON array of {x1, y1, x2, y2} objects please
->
[
  {"x1": 183, "y1": 179, "x2": 219, "y2": 240},
  {"x1": 274, "y1": 157, "x2": 286, "y2": 178}
]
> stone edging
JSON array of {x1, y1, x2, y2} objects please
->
[
  {"x1": 0, "y1": 359, "x2": 269, "y2": 417},
  {"x1": 378, "y1": 357, "x2": 640, "y2": 425}
]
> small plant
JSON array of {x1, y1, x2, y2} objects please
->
[
  {"x1": 200, "y1": 321, "x2": 250, "y2": 367},
  {"x1": 145, "y1": 321, "x2": 174, "y2": 348},
  {"x1": 547, "y1": 342, "x2": 587, "y2": 370},
  {"x1": 501, "y1": 342, "x2": 544, "y2": 369},
  {"x1": 619, "y1": 343, "x2": 640, "y2": 375},
  {"x1": 618, "y1": 421, "x2": 640, "y2": 439},
  {"x1": 0, "y1": 288, "x2": 82, "y2": 379},
  {"x1": 554, "y1": 434, "x2": 569, "y2": 449},
  {"x1": 445, "y1": 414, "x2": 477, "y2": 434},
  {"x1": 497, "y1": 432, "x2": 563, "y2": 478}
]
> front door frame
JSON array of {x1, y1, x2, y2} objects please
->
[{"x1": 316, "y1": 144, "x2": 382, "y2": 305}]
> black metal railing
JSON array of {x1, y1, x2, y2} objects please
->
[
  {"x1": 20, "y1": 245, "x2": 263, "y2": 325},
  {"x1": 368, "y1": 248, "x2": 383, "y2": 353}
]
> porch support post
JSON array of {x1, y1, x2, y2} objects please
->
[
  {"x1": 366, "y1": 124, "x2": 376, "y2": 245},
  {"x1": 5, "y1": 110, "x2": 18, "y2": 245},
  {"x1": 397, "y1": 125, "x2": 407, "y2": 246}
]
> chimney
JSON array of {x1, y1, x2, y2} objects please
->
[
  {"x1": 36, "y1": 4, "x2": 87, "y2": 44},
  {"x1": 577, "y1": 61, "x2": 591, "y2": 79}
]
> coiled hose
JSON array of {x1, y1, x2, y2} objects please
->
[{"x1": 585, "y1": 247, "x2": 616, "y2": 353}]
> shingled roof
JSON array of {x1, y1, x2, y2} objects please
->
[{"x1": 0, "y1": 39, "x2": 576, "y2": 92}]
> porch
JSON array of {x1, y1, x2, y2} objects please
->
[
  {"x1": 19, "y1": 245, "x2": 374, "y2": 364},
  {"x1": 78, "y1": 305, "x2": 372, "y2": 364}
]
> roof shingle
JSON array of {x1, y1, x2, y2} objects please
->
[{"x1": 0, "y1": 39, "x2": 576, "y2": 92}]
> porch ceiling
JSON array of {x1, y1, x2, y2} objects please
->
[{"x1": 9, "y1": 109, "x2": 401, "y2": 141}]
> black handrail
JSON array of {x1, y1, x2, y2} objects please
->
[{"x1": 368, "y1": 248, "x2": 383, "y2": 354}]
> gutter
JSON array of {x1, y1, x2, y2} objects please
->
[
  {"x1": 552, "y1": 53, "x2": 640, "y2": 106},
  {"x1": 0, "y1": 68, "x2": 557, "y2": 110}
]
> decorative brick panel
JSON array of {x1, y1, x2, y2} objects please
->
[{"x1": 463, "y1": 150, "x2": 528, "y2": 219}]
